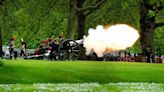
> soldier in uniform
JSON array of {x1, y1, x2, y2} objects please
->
[
  {"x1": 57, "y1": 32, "x2": 64, "y2": 45},
  {"x1": 48, "y1": 37, "x2": 59, "y2": 60},
  {"x1": 36, "y1": 39, "x2": 48, "y2": 59}
]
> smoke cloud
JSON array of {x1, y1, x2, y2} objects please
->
[{"x1": 83, "y1": 24, "x2": 140, "y2": 57}]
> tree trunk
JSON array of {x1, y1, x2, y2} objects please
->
[
  {"x1": 66, "y1": 0, "x2": 77, "y2": 39},
  {"x1": 139, "y1": 0, "x2": 155, "y2": 54},
  {"x1": 0, "y1": 0, "x2": 5, "y2": 57},
  {"x1": 140, "y1": 25, "x2": 155, "y2": 53},
  {"x1": 0, "y1": 30, "x2": 2, "y2": 57},
  {"x1": 77, "y1": 13, "x2": 85, "y2": 39},
  {"x1": 67, "y1": 0, "x2": 106, "y2": 39},
  {"x1": 76, "y1": 0, "x2": 85, "y2": 40}
]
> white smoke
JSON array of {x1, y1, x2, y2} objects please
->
[{"x1": 83, "y1": 24, "x2": 140, "y2": 57}]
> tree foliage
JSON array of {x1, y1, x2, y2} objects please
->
[
  {"x1": 0, "y1": 0, "x2": 163, "y2": 54},
  {"x1": 0, "y1": 0, "x2": 68, "y2": 48},
  {"x1": 139, "y1": 0, "x2": 164, "y2": 54}
]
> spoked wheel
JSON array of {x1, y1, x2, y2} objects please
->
[{"x1": 58, "y1": 39, "x2": 81, "y2": 60}]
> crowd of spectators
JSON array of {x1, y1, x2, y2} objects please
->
[{"x1": 103, "y1": 51, "x2": 163, "y2": 63}]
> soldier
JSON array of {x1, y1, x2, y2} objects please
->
[
  {"x1": 48, "y1": 37, "x2": 58, "y2": 60},
  {"x1": 57, "y1": 32, "x2": 64, "y2": 45},
  {"x1": 38, "y1": 39, "x2": 48, "y2": 59}
]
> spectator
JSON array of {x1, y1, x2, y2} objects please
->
[
  {"x1": 145, "y1": 47, "x2": 152, "y2": 63},
  {"x1": 20, "y1": 38, "x2": 27, "y2": 57},
  {"x1": 156, "y1": 54, "x2": 162, "y2": 63},
  {"x1": 9, "y1": 36, "x2": 15, "y2": 59}
]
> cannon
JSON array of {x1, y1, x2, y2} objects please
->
[
  {"x1": 57, "y1": 39, "x2": 82, "y2": 60},
  {"x1": 25, "y1": 39, "x2": 82, "y2": 60}
]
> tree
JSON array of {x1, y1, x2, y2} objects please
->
[
  {"x1": 67, "y1": 0, "x2": 106, "y2": 39},
  {"x1": 0, "y1": 0, "x2": 67, "y2": 49},
  {"x1": 139, "y1": 0, "x2": 164, "y2": 54},
  {"x1": 154, "y1": 27, "x2": 164, "y2": 54},
  {"x1": 76, "y1": 0, "x2": 107, "y2": 39},
  {"x1": 0, "y1": 0, "x2": 5, "y2": 57}
]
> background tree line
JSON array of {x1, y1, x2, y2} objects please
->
[{"x1": 0, "y1": 0, "x2": 163, "y2": 57}]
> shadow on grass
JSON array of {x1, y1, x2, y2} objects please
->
[{"x1": 0, "y1": 60, "x2": 4, "y2": 67}]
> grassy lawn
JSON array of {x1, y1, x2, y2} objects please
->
[{"x1": 0, "y1": 59, "x2": 164, "y2": 84}]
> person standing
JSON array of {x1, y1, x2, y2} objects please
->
[
  {"x1": 9, "y1": 36, "x2": 15, "y2": 59},
  {"x1": 48, "y1": 37, "x2": 58, "y2": 60},
  {"x1": 20, "y1": 38, "x2": 26, "y2": 57},
  {"x1": 145, "y1": 47, "x2": 152, "y2": 63},
  {"x1": 57, "y1": 32, "x2": 64, "y2": 45}
]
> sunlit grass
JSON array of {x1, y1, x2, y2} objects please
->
[
  {"x1": 0, "y1": 83, "x2": 164, "y2": 92},
  {"x1": 0, "y1": 59, "x2": 163, "y2": 84}
]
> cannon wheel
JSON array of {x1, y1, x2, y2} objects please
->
[{"x1": 58, "y1": 39, "x2": 81, "y2": 60}]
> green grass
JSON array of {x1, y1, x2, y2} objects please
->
[
  {"x1": 0, "y1": 59, "x2": 164, "y2": 84},
  {"x1": 0, "y1": 60, "x2": 4, "y2": 67}
]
